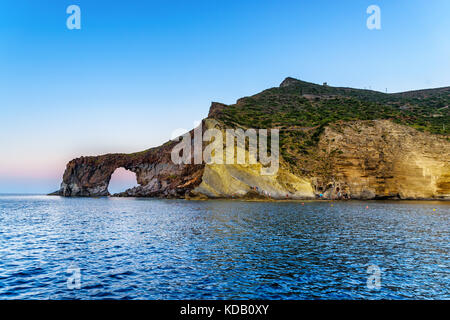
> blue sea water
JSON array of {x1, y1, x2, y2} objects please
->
[{"x1": 0, "y1": 195, "x2": 448, "y2": 300}]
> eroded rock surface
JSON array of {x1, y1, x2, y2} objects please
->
[
  {"x1": 56, "y1": 136, "x2": 204, "y2": 197},
  {"x1": 53, "y1": 79, "x2": 450, "y2": 200},
  {"x1": 313, "y1": 120, "x2": 450, "y2": 200},
  {"x1": 53, "y1": 119, "x2": 450, "y2": 200}
]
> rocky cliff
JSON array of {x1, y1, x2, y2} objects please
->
[
  {"x1": 52, "y1": 78, "x2": 450, "y2": 200},
  {"x1": 314, "y1": 120, "x2": 450, "y2": 199},
  {"x1": 55, "y1": 136, "x2": 204, "y2": 198}
]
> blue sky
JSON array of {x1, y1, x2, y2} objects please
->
[{"x1": 0, "y1": 0, "x2": 449, "y2": 193}]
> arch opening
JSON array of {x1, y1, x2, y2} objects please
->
[{"x1": 108, "y1": 167, "x2": 139, "y2": 195}]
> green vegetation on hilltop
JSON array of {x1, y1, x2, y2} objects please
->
[
  {"x1": 214, "y1": 77, "x2": 450, "y2": 167},
  {"x1": 218, "y1": 78, "x2": 449, "y2": 134}
]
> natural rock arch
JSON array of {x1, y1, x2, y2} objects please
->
[{"x1": 54, "y1": 137, "x2": 205, "y2": 197}]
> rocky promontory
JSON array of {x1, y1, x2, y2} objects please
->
[{"x1": 52, "y1": 78, "x2": 450, "y2": 200}]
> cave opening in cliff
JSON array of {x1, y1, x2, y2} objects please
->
[{"x1": 108, "y1": 167, "x2": 139, "y2": 195}]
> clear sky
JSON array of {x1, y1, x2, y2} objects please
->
[{"x1": 0, "y1": 0, "x2": 449, "y2": 193}]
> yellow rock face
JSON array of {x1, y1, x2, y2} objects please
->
[
  {"x1": 194, "y1": 118, "x2": 314, "y2": 199},
  {"x1": 194, "y1": 119, "x2": 450, "y2": 200},
  {"x1": 195, "y1": 163, "x2": 315, "y2": 199},
  {"x1": 317, "y1": 120, "x2": 450, "y2": 200}
]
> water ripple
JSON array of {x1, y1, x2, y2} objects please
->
[{"x1": 0, "y1": 196, "x2": 448, "y2": 299}]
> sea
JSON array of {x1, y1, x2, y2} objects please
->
[{"x1": 0, "y1": 195, "x2": 448, "y2": 299}]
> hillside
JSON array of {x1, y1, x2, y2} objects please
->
[
  {"x1": 52, "y1": 78, "x2": 450, "y2": 200},
  {"x1": 209, "y1": 78, "x2": 448, "y2": 174},
  {"x1": 218, "y1": 78, "x2": 449, "y2": 132}
]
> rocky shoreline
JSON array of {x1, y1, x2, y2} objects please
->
[{"x1": 51, "y1": 78, "x2": 450, "y2": 201}]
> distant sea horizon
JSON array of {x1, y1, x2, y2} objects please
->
[{"x1": 1, "y1": 193, "x2": 449, "y2": 203}]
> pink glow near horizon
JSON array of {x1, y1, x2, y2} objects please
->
[
  {"x1": 0, "y1": 158, "x2": 142, "y2": 182},
  {"x1": 0, "y1": 163, "x2": 66, "y2": 180},
  {"x1": 108, "y1": 168, "x2": 139, "y2": 194},
  {"x1": 110, "y1": 167, "x2": 138, "y2": 182}
]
